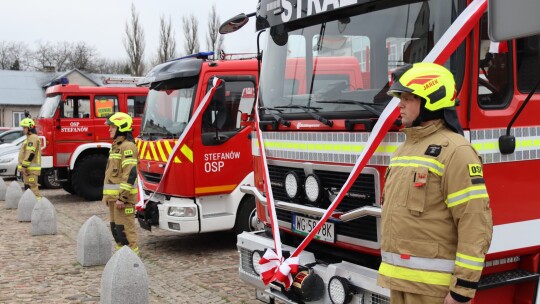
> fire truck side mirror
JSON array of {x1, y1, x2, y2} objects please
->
[
  {"x1": 498, "y1": 135, "x2": 516, "y2": 155},
  {"x1": 219, "y1": 13, "x2": 250, "y2": 34}
]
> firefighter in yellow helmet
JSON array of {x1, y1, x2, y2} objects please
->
[
  {"x1": 102, "y1": 112, "x2": 139, "y2": 254},
  {"x1": 377, "y1": 63, "x2": 493, "y2": 304},
  {"x1": 18, "y1": 118, "x2": 41, "y2": 199}
]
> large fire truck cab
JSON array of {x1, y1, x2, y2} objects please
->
[
  {"x1": 226, "y1": 0, "x2": 540, "y2": 303},
  {"x1": 36, "y1": 84, "x2": 148, "y2": 200},
  {"x1": 135, "y1": 53, "x2": 261, "y2": 235}
]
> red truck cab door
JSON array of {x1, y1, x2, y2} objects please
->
[
  {"x1": 192, "y1": 75, "x2": 257, "y2": 196},
  {"x1": 55, "y1": 95, "x2": 95, "y2": 167}
]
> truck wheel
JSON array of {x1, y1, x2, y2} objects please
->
[
  {"x1": 62, "y1": 179, "x2": 76, "y2": 195},
  {"x1": 72, "y1": 154, "x2": 107, "y2": 201},
  {"x1": 233, "y1": 196, "x2": 261, "y2": 235},
  {"x1": 41, "y1": 169, "x2": 62, "y2": 189}
]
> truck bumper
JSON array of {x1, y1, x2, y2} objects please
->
[
  {"x1": 237, "y1": 231, "x2": 390, "y2": 304},
  {"x1": 156, "y1": 197, "x2": 200, "y2": 234}
]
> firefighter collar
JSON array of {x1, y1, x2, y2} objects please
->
[
  {"x1": 113, "y1": 136, "x2": 126, "y2": 146},
  {"x1": 402, "y1": 119, "x2": 446, "y2": 141}
]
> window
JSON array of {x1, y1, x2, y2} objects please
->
[
  {"x1": 127, "y1": 95, "x2": 147, "y2": 117},
  {"x1": 516, "y1": 34, "x2": 540, "y2": 93},
  {"x1": 477, "y1": 13, "x2": 511, "y2": 108},
  {"x1": 94, "y1": 95, "x2": 118, "y2": 118},
  {"x1": 13, "y1": 112, "x2": 25, "y2": 127},
  {"x1": 202, "y1": 78, "x2": 256, "y2": 145},
  {"x1": 62, "y1": 96, "x2": 91, "y2": 118}
]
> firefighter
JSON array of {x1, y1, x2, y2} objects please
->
[
  {"x1": 377, "y1": 63, "x2": 493, "y2": 304},
  {"x1": 102, "y1": 112, "x2": 139, "y2": 254},
  {"x1": 18, "y1": 118, "x2": 41, "y2": 199}
]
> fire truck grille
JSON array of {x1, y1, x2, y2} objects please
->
[
  {"x1": 140, "y1": 170, "x2": 162, "y2": 184},
  {"x1": 269, "y1": 165, "x2": 378, "y2": 242}
]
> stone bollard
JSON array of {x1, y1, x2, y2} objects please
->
[
  {"x1": 5, "y1": 181, "x2": 23, "y2": 209},
  {"x1": 101, "y1": 246, "x2": 148, "y2": 304},
  {"x1": 31, "y1": 197, "x2": 57, "y2": 235},
  {"x1": 17, "y1": 189, "x2": 38, "y2": 222},
  {"x1": 77, "y1": 216, "x2": 112, "y2": 266},
  {"x1": 0, "y1": 177, "x2": 6, "y2": 200}
]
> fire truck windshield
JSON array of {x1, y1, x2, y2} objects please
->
[
  {"x1": 140, "y1": 85, "x2": 196, "y2": 140},
  {"x1": 38, "y1": 95, "x2": 61, "y2": 118},
  {"x1": 260, "y1": 0, "x2": 463, "y2": 119}
]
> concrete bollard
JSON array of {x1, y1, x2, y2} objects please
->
[
  {"x1": 31, "y1": 197, "x2": 57, "y2": 235},
  {"x1": 101, "y1": 246, "x2": 148, "y2": 304},
  {"x1": 0, "y1": 177, "x2": 6, "y2": 200},
  {"x1": 5, "y1": 181, "x2": 23, "y2": 209},
  {"x1": 77, "y1": 216, "x2": 112, "y2": 266},
  {"x1": 17, "y1": 189, "x2": 37, "y2": 222}
]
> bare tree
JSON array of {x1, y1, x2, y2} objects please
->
[
  {"x1": 206, "y1": 4, "x2": 224, "y2": 57},
  {"x1": 0, "y1": 41, "x2": 31, "y2": 70},
  {"x1": 182, "y1": 14, "x2": 200, "y2": 55},
  {"x1": 69, "y1": 41, "x2": 99, "y2": 71},
  {"x1": 123, "y1": 3, "x2": 146, "y2": 76},
  {"x1": 155, "y1": 15, "x2": 177, "y2": 64},
  {"x1": 31, "y1": 41, "x2": 72, "y2": 71}
]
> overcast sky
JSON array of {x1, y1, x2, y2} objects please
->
[{"x1": 0, "y1": 0, "x2": 258, "y2": 61}]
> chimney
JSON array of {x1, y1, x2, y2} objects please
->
[{"x1": 42, "y1": 66, "x2": 55, "y2": 73}]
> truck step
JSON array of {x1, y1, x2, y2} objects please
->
[{"x1": 478, "y1": 269, "x2": 539, "y2": 290}]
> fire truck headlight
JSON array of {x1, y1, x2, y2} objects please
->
[
  {"x1": 251, "y1": 250, "x2": 263, "y2": 275},
  {"x1": 167, "y1": 206, "x2": 197, "y2": 217},
  {"x1": 284, "y1": 171, "x2": 301, "y2": 199},
  {"x1": 328, "y1": 276, "x2": 353, "y2": 304},
  {"x1": 304, "y1": 174, "x2": 322, "y2": 204}
]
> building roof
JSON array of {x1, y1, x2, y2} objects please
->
[
  {"x1": 0, "y1": 70, "x2": 55, "y2": 105},
  {"x1": 0, "y1": 69, "x2": 142, "y2": 106}
]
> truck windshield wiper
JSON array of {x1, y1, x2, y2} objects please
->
[
  {"x1": 316, "y1": 100, "x2": 385, "y2": 117},
  {"x1": 259, "y1": 107, "x2": 291, "y2": 127},
  {"x1": 276, "y1": 105, "x2": 333, "y2": 127}
]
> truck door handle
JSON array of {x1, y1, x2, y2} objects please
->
[{"x1": 87, "y1": 133, "x2": 93, "y2": 136}]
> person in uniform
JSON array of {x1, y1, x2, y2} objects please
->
[
  {"x1": 377, "y1": 62, "x2": 493, "y2": 304},
  {"x1": 102, "y1": 112, "x2": 139, "y2": 254},
  {"x1": 18, "y1": 118, "x2": 41, "y2": 199}
]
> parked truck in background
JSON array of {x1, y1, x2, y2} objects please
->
[
  {"x1": 224, "y1": 0, "x2": 540, "y2": 303},
  {"x1": 36, "y1": 83, "x2": 148, "y2": 200}
]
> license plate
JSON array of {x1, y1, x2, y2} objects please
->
[{"x1": 292, "y1": 214, "x2": 335, "y2": 243}]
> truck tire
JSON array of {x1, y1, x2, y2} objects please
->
[
  {"x1": 72, "y1": 154, "x2": 107, "y2": 201},
  {"x1": 62, "y1": 179, "x2": 76, "y2": 195},
  {"x1": 233, "y1": 196, "x2": 260, "y2": 235},
  {"x1": 41, "y1": 169, "x2": 62, "y2": 189}
]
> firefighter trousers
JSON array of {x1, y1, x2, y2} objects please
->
[
  {"x1": 22, "y1": 172, "x2": 41, "y2": 199},
  {"x1": 108, "y1": 201, "x2": 139, "y2": 254},
  {"x1": 391, "y1": 290, "x2": 446, "y2": 304}
]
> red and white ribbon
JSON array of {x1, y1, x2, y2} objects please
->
[
  {"x1": 255, "y1": 0, "x2": 488, "y2": 288},
  {"x1": 135, "y1": 173, "x2": 145, "y2": 211},
  {"x1": 489, "y1": 41, "x2": 508, "y2": 54}
]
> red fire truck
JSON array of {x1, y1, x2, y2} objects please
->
[
  {"x1": 36, "y1": 83, "x2": 148, "y2": 200},
  {"x1": 223, "y1": 0, "x2": 540, "y2": 303},
  {"x1": 135, "y1": 53, "x2": 262, "y2": 235}
]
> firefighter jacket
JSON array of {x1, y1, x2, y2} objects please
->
[
  {"x1": 377, "y1": 120, "x2": 493, "y2": 302},
  {"x1": 18, "y1": 133, "x2": 41, "y2": 174},
  {"x1": 102, "y1": 135, "x2": 139, "y2": 204}
]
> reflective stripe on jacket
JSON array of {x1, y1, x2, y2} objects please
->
[
  {"x1": 377, "y1": 120, "x2": 493, "y2": 300},
  {"x1": 102, "y1": 136, "x2": 139, "y2": 204}
]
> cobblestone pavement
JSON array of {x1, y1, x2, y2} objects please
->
[{"x1": 0, "y1": 182, "x2": 262, "y2": 304}]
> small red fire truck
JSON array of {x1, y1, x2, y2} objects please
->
[
  {"x1": 36, "y1": 83, "x2": 148, "y2": 200},
  {"x1": 223, "y1": 0, "x2": 540, "y2": 303},
  {"x1": 135, "y1": 53, "x2": 262, "y2": 235}
]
